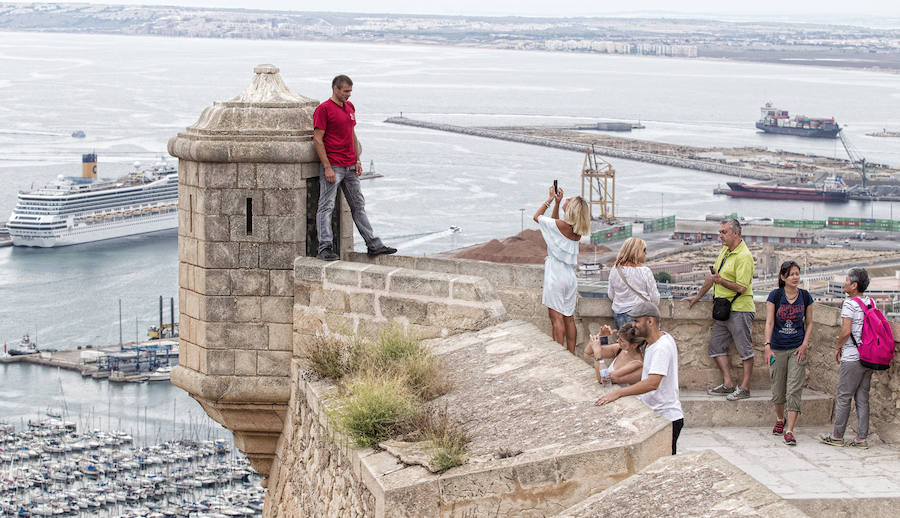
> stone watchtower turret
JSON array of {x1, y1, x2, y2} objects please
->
[{"x1": 168, "y1": 64, "x2": 352, "y2": 477}]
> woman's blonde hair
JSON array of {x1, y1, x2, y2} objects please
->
[
  {"x1": 563, "y1": 196, "x2": 591, "y2": 237},
  {"x1": 615, "y1": 237, "x2": 647, "y2": 267}
]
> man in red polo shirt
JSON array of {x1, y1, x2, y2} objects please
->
[{"x1": 313, "y1": 74, "x2": 396, "y2": 261}]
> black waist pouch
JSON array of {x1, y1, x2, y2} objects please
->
[{"x1": 712, "y1": 294, "x2": 740, "y2": 321}]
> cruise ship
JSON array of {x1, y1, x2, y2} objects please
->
[{"x1": 7, "y1": 154, "x2": 178, "y2": 247}]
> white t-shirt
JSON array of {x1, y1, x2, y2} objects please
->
[
  {"x1": 840, "y1": 296, "x2": 871, "y2": 362},
  {"x1": 607, "y1": 266, "x2": 660, "y2": 314},
  {"x1": 638, "y1": 333, "x2": 683, "y2": 422}
]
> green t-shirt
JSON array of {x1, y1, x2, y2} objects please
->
[{"x1": 713, "y1": 240, "x2": 755, "y2": 312}]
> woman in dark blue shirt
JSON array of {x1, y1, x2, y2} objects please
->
[{"x1": 764, "y1": 260, "x2": 813, "y2": 446}]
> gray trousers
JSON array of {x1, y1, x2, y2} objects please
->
[
  {"x1": 832, "y1": 360, "x2": 873, "y2": 439},
  {"x1": 316, "y1": 165, "x2": 383, "y2": 254}
]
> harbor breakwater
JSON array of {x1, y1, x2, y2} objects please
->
[{"x1": 385, "y1": 117, "x2": 772, "y2": 180}]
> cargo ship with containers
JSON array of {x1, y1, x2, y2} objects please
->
[
  {"x1": 755, "y1": 103, "x2": 841, "y2": 138},
  {"x1": 7, "y1": 153, "x2": 178, "y2": 247},
  {"x1": 721, "y1": 176, "x2": 849, "y2": 202}
]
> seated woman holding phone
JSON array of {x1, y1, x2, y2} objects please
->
[
  {"x1": 533, "y1": 181, "x2": 591, "y2": 354},
  {"x1": 584, "y1": 322, "x2": 646, "y2": 386}
]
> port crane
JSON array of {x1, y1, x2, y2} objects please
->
[
  {"x1": 581, "y1": 146, "x2": 616, "y2": 222},
  {"x1": 838, "y1": 130, "x2": 867, "y2": 187}
]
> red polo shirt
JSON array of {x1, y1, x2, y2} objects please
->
[{"x1": 313, "y1": 99, "x2": 357, "y2": 167}]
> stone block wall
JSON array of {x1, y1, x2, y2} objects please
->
[
  {"x1": 292, "y1": 256, "x2": 509, "y2": 344},
  {"x1": 264, "y1": 362, "x2": 377, "y2": 517},
  {"x1": 348, "y1": 252, "x2": 548, "y2": 333}
]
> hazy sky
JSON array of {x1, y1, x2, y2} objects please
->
[{"x1": 8, "y1": 0, "x2": 900, "y2": 18}]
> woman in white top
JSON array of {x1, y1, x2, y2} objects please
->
[
  {"x1": 607, "y1": 237, "x2": 660, "y2": 329},
  {"x1": 534, "y1": 185, "x2": 591, "y2": 354}
]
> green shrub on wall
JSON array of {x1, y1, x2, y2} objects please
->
[
  {"x1": 329, "y1": 373, "x2": 419, "y2": 448},
  {"x1": 314, "y1": 324, "x2": 467, "y2": 469}
]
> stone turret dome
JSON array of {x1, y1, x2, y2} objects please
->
[{"x1": 169, "y1": 64, "x2": 319, "y2": 163}]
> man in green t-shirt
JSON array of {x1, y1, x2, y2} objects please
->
[{"x1": 687, "y1": 218, "x2": 755, "y2": 401}]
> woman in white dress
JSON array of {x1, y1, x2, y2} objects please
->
[
  {"x1": 607, "y1": 237, "x2": 660, "y2": 329},
  {"x1": 533, "y1": 185, "x2": 591, "y2": 353}
]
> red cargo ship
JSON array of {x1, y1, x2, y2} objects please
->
[{"x1": 723, "y1": 182, "x2": 848, "y2": 202}]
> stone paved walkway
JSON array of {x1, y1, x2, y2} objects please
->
[{"x1": 681, "y1": 426, "x2": 900, "y2": 514}]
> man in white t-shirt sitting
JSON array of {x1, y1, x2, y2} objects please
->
[{"x1": 595, "y1": 301, "x2": 685, "y2": 454}]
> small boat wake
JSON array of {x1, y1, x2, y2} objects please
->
[{"x1": 392, "y1": 226, "x2": 462, "y2": 250}]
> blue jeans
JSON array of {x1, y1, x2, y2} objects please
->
[
  {"x1": 316, "y1": 165, "x2": 383, "y2": 254},
  {"x1": 614, "y1": 312, "x2": 633, "y2": 329}
]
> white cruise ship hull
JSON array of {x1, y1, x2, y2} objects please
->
[
  {"x1": 8, "y1": 162, "x2": 179, "y2": 248},
  {"x1": 11, "y1": 212, "x2": 177, "y2": 248}
]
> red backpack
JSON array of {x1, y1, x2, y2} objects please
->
[{"x1": 851, "y1": 297, "x2": 896, "y2": 371}]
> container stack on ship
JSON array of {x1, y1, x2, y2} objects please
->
[
  {"x1": 755, "y1": 102, "x2": 841, "y2": 138},
  {"x1": 7, "y1": 154, "x2": 178, "y2": 247}
]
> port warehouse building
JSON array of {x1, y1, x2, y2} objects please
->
[{"x1": 673, "y1": 221, "x2": 815, "y2": 245}]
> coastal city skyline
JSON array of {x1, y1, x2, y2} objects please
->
[{"x1": 3, "y1": 0, "x2": 900, "y2": 19}]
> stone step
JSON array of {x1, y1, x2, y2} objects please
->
[
  {"x1": 680, "y1": 426, "x2": 900, "y2": 517},
  {"x1": 681, "y1": 388, "x2": 833, "y2": 428}
]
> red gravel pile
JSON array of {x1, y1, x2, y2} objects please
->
[{"x1": 456, "y1": 229, "x2": 611, "y2": 264}]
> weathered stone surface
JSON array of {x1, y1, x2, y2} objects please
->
[
  {"x1": 309, "y1": 288, "x2": 348, "y2": 312},
  {"x1": 234, "y1": 350, "x2": 257, "y2": 376},
  {"x1": 201, "y1": 348, "x2": 235, "y2": 376},
  {"x1": 264, "y1": 361, "x2": 376, "y2": 517},
  {"x1": 261, "y1": 296, "x2": 293, "y2": 324},
  {"x1": 230, "y1": 215, "x2": 269, "y2": 243},
  {"x1": 267, "y1": 323, "x2": 293, "y2": 351},
  {"x1": 325, "y1": 261, "x2": 367, "y2": 287},
  {"x1": 235, "y1": 296, "x2": 261, "y2": 322},
  {"x1": 258, "y1": 351, "x2": 291, "y2": 377},
  {"x1": 388, "y1": 270, "x2": 452, "y2": 298},
  {"x1": 379, "y1": 440, "x2": 440, "y2": 473},
  {"x1": 555, "y1": 450, "x2": 810, "y2": 518},
  {"x1": 197, "y1": 241, "x2": 239, "y2": 269},
  {"x1": 238, "y1": 242, "x2": 260, "y2": 268},
  {"x1": 294, "y1": 256, "x2": 325, "y2": 284},
  {"x1": 379, "y1": 295, "x2": 428, "y2": 324},
  {"x1": 269, "y1": 270, "x2": 293, "y2": 297},
  {"x1": 222, "y1": 189, "x2": 263, "y2": 216},
  {"x1": 198, "y1": 321, "x2": 268, "y2": 350},
  {"x1": 230, "y1": 269, "x2": 269, "y2": 296},
  {"x1": 259, "y1": 243, "x2": 301, "y2": 270}
]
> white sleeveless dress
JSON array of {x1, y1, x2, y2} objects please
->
[{"x1": 538, "y1": 215, "x2": 579, "y2": 316}]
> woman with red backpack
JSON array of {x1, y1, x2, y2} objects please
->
[{"x1": 819, "y1": 267, "x2": 874, "y2": 449}]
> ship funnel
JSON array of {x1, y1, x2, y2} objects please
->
[{"x1": 82, "y1": 153, "x2": 97, "y2": 179}]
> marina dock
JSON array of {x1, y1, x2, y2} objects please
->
[{"x1": 1, "y1": 341, "x2": 178, "y2": 383}]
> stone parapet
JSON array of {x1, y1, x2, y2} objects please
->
[
  {"x1": 293, "y1": 257, "x2": 509, "y2": 343},
  {"x1": 267, "y1": 320, "x2": 671, "y2": 517},
  {"x1": 348, "y1": 252, "x2": 548, "y2": 333}
]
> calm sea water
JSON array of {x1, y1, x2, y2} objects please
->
[{"x1": 2, "y1": 31, "x2": 900, "y2": 427}]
